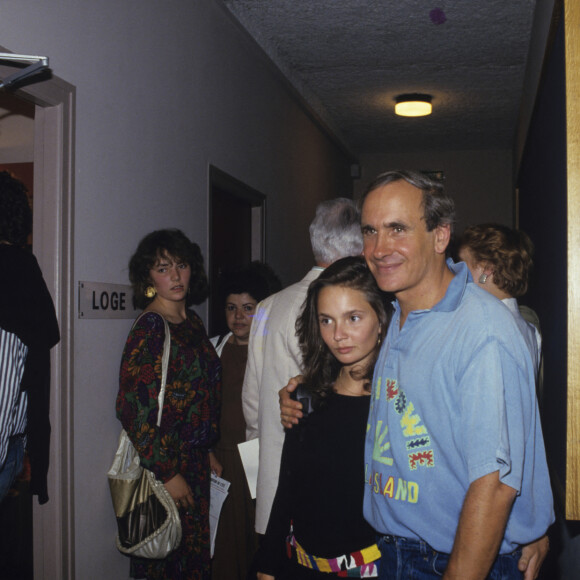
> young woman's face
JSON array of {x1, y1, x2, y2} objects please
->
[
  {"x1": 317, "y1": 285, "x2": 381, "y2": 372},
  {"x1": 225, "y1": 292, "x2": 258, "y2": 345},
  {"x1": 149, "y1": 254, "x2": 191, "y2": 303}
]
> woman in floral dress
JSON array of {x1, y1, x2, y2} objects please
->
[{"x1": 117, "y1": 229, "x2": 221, "y2": 580}]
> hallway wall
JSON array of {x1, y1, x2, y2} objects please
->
[
  {"x1": 0, "y1": 1, "x2": 354, "y2": 577},
  {"x1": 355, "y1": 149, "x2": 514, "y2": 236}
]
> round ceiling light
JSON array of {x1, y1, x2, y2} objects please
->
[{"x1": 395, "y1": 94, "x2": 432, "y2": 117}]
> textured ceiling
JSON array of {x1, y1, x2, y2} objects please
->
[{"x1": 222, "y1": 0, "x2": 537, "y2": 155}]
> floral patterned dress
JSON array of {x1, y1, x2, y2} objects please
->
[{"x1": 116, "y1": 310, "x2": 221, "y2": 580}]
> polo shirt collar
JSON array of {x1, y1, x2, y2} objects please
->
[{"x1": 391, "y1": 258, "x2": 470, "y2": 316}]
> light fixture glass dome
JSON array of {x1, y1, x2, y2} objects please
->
[{"x1": 395, "y1": 94, "x2": 432, "y2": 117}]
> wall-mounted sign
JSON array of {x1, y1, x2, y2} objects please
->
[{"x1": 78, "y1": 281, "x2": 140, "y2": 319}]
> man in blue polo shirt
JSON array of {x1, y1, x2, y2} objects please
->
[{"x1": 360, "y1": 171, "x2": 553, "y2": 579}]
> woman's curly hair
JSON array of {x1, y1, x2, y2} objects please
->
[
  {"x1": 129, "y1": 229, "x2": 209, "y2": 309},
  {"x1": 459, "y1": 223, "x2": 534, "y2": 297},
  {"x1": 0, "y1": 171, "x2": 32, "y2": 246},
  {"x1": 296, "y1": 256, "x2": 391, "y2": 410}
]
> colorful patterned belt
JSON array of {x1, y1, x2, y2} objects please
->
[{"x1": 287, "y1": 534, "x2": 380, "y2": 578}]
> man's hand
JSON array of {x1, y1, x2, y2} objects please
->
[
  {"x1": 518, "y1": 534, "x2": 549, "y2": 580},
  {"x1": 257, "y1": 574, "x2": 275, "y2": 580},
  {"x1": 279, "y1": 375, "x2": 304, "y2": 428}
]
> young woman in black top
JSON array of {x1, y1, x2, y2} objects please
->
[{"x1": 257, "y1": 256, "x2": 390, "y2": 580}]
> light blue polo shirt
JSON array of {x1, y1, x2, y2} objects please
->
[{"x1": 363, "y1": 260, "x2": 554, "y2": 553}]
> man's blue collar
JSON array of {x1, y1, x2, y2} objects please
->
[{"x1": 392, "y1": 258, "x2": 470, "y2": 315}]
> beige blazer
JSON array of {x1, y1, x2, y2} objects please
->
[{"x1": 242, "y1": 268, "x2": 322, "y2": 533}]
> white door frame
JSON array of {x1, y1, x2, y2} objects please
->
[{"x1": 0, "y1": 52, "x2": 76, "y2": 579}]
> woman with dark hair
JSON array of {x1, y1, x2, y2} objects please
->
[
  {"x1": 210, "y1": 262, "x2": 280, "y2": 580},
  {"x1": 256, "y1": 256, "x2": 390, "y2": 579},
  {"x1": 116, "y1": 229, "x2": 221, "y2": 580}
]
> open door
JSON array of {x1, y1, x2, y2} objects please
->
[
  {"x1": 209, "y1": 166, "x2": 265, "y2": 336},
  {"x1": 0, "y1": 50, "x2": 75, "y2": 579}
]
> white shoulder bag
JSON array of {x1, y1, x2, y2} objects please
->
[{"x1": 107, "y1": 314, "x2": 182, "y2": 559}]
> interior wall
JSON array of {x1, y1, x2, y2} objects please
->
[
  {"x1": 355, "y1": 149, "x2": 514, "y2": 236},
  {"x1": 515, "y1": 0, "x2": 558, "y2": 172},
  {"x1": 0, "y1": 1, "x2": 354, "y2": 578}
]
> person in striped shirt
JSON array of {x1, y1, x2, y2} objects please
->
[{"x1": 0, "y1": 171, "x2": 59, "y2": 503}]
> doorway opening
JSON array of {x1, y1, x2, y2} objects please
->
[
  {"x1": 0, "y1": 50, "x2": 75, "y2": 580},
  {"x1": 209, "y1": 166, "x2": 265, "y2": 336},
  {"x1": 0, "y1": 89, "x2": 35, "y2": 580}
]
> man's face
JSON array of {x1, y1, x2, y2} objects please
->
[{"x1": 361, "y1": 180, "x2": 449, "y2": 304}]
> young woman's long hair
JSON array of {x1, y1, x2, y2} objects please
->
[{"x1": 296, "y1": 256, "x2": 390, "y2": 409}]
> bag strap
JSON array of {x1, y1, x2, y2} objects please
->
[
  {"x1": 132, "y1": 312, "x2": 171, "y2": 427},
  {"x1": 156, "y1": 317, "x2": 171, "y2": 427}
]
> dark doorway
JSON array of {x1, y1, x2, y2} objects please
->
[
  {"x1": 209, "y1": 166, "x2": 265, "y2": 336},
  {"x1": 0, "y1": 96, "x2": 35, "y2": 580}
]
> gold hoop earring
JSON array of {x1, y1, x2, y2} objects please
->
[{"x1": 145, "y1": 286, "x2": 156, "y2": 299}]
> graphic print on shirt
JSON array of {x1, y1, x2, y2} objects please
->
[
  {"x1": 383, "y1": 376, "x2": 433, "y2": 470},
  {"x1": 366, "y1": 375, "x2": 434, "y2": 503}
]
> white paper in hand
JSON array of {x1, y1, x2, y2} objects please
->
[{"x1": 209, "y1": 474, "x2": 230, "y2": 557}]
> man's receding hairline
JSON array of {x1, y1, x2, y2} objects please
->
[{"x1": 361, "y1": 179, "x2": 426, "y2": 217}]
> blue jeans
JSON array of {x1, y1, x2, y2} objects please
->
[
  {"x1": 0, "y1": 435, "x2": 25, "y2": 502},
  {"x1": 377, "y1": 535, "x2": 522, "y2": 580}
]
